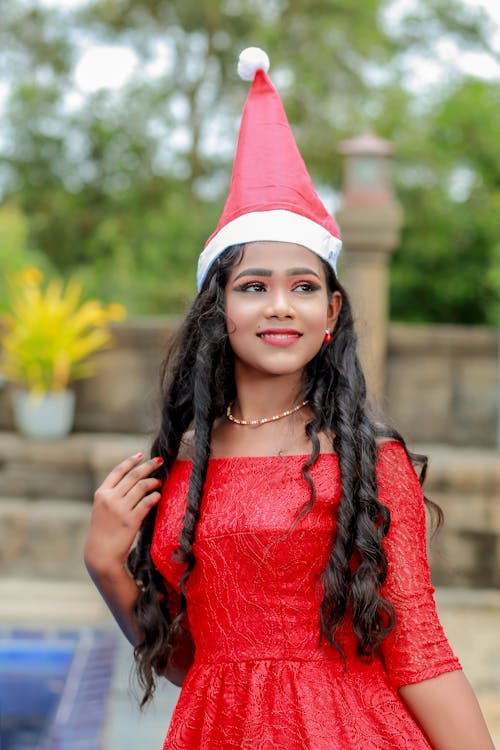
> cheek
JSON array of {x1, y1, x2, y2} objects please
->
[
  {"x1": 224, "y1": 300, "x2": 238, "y2": 334},
  {"x1": 225, "y1": 313, "x2": 248, "y2": 342},
  {"x1": 303, "y1": 302, "x2": 330, "y2": 330},
  {"x1": 227, "y1": 327, "x2": 250, "y2": 360},
  {"x1": 225, "y1": 298, "x2": 255, "y2": 332}
]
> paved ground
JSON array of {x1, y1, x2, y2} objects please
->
[
  {"x1": 1, "y1": 579, "x2": 499, "y2": 748},
  {"x1": 104, "y1": 635, "x2": 180, "y2": 749}
]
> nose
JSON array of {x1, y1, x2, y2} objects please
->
[{"x1": 264, "y1": 287, "x2": 295, "y2": 319}]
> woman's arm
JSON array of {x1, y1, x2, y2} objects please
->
[
  {"x1": 86, "y1": 552, "x2": 143, "y2": 646},
  {"x1": 375, "y1": 443, "x2": 494, "y2": 746},
  {"x1": 84, "y1": 452, "x2": 194, "y2": 684},
  {"x1": 84, "y1": 452, "x2": 162, "y2": 644},
  {"x1": 400, "y1": 670, "x2": 495, "y2": 750},
  {"x1": 163, "y1": 623, "x2": 196, "y2": 687}
]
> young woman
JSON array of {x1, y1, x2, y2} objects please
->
[{"x1": 84, "y1": 49, "x2": 495, "y2": 749}]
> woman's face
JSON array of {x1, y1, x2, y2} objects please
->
[{"x1": 224, "y1": 241, "x2": 342, "y2": 379}]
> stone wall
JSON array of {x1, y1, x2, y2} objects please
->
[
  {"x1": 386, "y1": 324, "x2": 499, "y2": 447},
  {"x1": 1, "y1": 319, "x2": 499, "y2": 446},
  {"x1": 0, "y1": 432, "x2": 143, "y2": 582},
  {"x1": 422, "y1": 445, "x2": 500, "y2": 588}
]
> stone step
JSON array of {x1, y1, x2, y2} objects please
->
[
  {"x1": 0, "y1": 578, "x2": 111, "y2": 625},
  {"x1": 419, "y1": 444, "x2": 500, "y2": 495},
  {"x1": 1, "y1": 432, "x2": 499, "y2": 586},
  {"x1": 0, "y1": 498, "x2": 91, "y2": 580},
  {"x1": 1, "y1": 431, "x2": 497, "y2": 499},
  {"x1": 415, "y1": 445, "x2": 500, "y2": 588},
  {"x1": 435, "y1": 589, "x2": 500, "y2": 694},
  {"x1": 0, "y1": 430, "x2": 150, "y2": 500}
]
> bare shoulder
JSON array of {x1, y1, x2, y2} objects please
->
[
  {"x1": 374, "y1": 427, "x2": 405, "y2": 451},
  {"x1": 317, "y1": 430, "x2": 336, "y2": 454},
  {"x1": 177, "y1": 430, "x2": 195, "y2": 460},
  {"x1": 374, "y1": 436, "x2": 410, "y2": 474},
  {"x1": 375, "y1": 436, "x2": 397, "y2": 448}
]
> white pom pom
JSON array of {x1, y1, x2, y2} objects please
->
[{"x1": 237, "y1": 47, "x2": 270, "y2": 81}]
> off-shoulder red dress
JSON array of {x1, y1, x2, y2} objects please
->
[{"x1": 151, "y1": 441, "x2": 461, "y2": 749}]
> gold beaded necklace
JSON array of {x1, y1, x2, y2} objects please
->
[{"x1": 226, "y1": 399, "x2": 309, "y2": 426}]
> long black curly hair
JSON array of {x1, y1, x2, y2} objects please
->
[{"x1": 127, "y1": 243, "x2": 437, "y2": 706}]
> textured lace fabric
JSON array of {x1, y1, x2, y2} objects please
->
[{"x1": 151, "y1": 442, "x2": 461, "y2": 749}]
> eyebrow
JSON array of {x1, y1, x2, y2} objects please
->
[{"x1": 233, "y1": 267, "x2": 321, "y2": 281}]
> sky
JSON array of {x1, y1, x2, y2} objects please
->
[{"x1": 384, "y1": 0, "x2": 500, "y2": 91}]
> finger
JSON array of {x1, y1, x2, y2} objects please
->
[
  {"x1": 123, "y1": 476, "x2": 163, "y2": 510},
  {"x1": 132, "y1": 490, "x2": 162, "y2": 523},
  {"x1": 116, "y1": 456, "x2": 164, "y2": 497},
  {"x1": 100, "y1": 452, "x2": 145, "y2": 490}
]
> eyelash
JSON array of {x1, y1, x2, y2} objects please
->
[{"x1": 234, "y1": 281, "x2": 320, "y2": 293}]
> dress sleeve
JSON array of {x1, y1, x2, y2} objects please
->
[{"x1": 377, "y1": 442, "x2": 461, "y2": 689}]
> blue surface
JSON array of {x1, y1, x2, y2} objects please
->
[
  {"x1": 0, "y1": 629, "x2": 116, "y2": 750},
  {"x1": 0, "y1": 632, "x2": 76, "y2": 750}
]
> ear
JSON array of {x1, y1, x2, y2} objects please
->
[{"x1": 326, "y1": 291, "x2": 342, "y2": 333}]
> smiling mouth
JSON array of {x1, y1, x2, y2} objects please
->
[{"x1": 257, "y1": 331, "x2": 302, "y2": 345}]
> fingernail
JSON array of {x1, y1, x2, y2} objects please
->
[
  {"x1": 154, "y1": 456, "x2": 164, "y2": 465},
  {"x1": 133, "y1": 452, "x2": 143, "y2": 459}
]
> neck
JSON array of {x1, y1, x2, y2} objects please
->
[
  {"x1": 231, "y1": 369, "x2": 304, "y2": 422},
  {"x1": 211, "y1": 367, "x2": 314, "y2": 456}
]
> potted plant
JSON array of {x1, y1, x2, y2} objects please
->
[{"x1": 1, "y1": 267, "x2": 126, "y2": 439}]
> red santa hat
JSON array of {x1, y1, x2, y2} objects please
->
[{"x1": 197, "y1": 47, "x2": 342, "y2": 290}]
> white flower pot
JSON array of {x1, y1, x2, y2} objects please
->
[{"x1": 12, "y1": 389, "x2": 76, "y2": 439}]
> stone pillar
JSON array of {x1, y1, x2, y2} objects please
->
[{"x1": 336, "y1": 132, "x2": 402, "y2": 401}]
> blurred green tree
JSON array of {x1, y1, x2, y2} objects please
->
[
  {"x1": 388, "y1": 77, "x2": 500, "y2": 324},
  {"x1": 0, "y1": 0, "x2": 498, "y2": 319},
  {"x1": 0, "y1": 203, "x2": 53, "y2": 314}
]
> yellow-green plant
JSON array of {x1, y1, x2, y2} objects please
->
[{"x1": 1, "y1": 267, "x2": 126, "y2": 395}]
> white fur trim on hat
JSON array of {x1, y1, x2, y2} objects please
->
[
  {"x1": 237, "y1": 47, "x2": 270, "y2": 81},
  {"x1": 196, "y1": 210, "x2": 342, "y2": 290}
]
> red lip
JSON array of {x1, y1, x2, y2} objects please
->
[
  {"x1": 258, "y1": 329, "x2": 302, "y2": 336},
  {"x1": 257, "y1": 329, "x2": 302, "y2": 347}
]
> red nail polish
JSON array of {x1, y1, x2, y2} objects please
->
[
  {"x1": 133, "y1": 452, "x2": 143, "y2": 459},
  {"x1": 154, "y1": 456, "x2": 164, "y2": 465}
]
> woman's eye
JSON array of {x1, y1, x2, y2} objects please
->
[
  {"x1": 233, "y1": 280, "x2": 320, "y2": 293},
  {"x1": 293, "y1": 282, "x2": 319, "y2": 292},
  {"x1": 235, "y1": 281, "x2": 267, "y2": 292}
]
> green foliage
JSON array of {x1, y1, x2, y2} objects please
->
[
  {"x1": 0, "y1": 203, "x2": 53, "y2": 314},
  {"x1": 389, "y1": 78, "x2": 500, "y2": 324},
  {"x1": 0, "y1": 0, "x2": 499, "y2": 322},
  {"x1": 1, "y1": 267, "x2": 126, "y2": 394},
  {"x1": 74, "y1": 186, "x2": 219, "y2": 314}
]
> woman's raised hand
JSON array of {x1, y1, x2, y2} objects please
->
[{"x1": 84, "y1": 452, "x2": 163, "y2": 579}]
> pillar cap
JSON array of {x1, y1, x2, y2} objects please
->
[{"x1": 338, "y1": 131, "x2": 394, "y2": 156}]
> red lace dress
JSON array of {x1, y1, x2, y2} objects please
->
[{"x1": 151, "y1": 441, "x2": 461, "y2": 749}]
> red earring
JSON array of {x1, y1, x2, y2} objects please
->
[{"x1": 323, "y1": 329, "x2": 332, "y2": 344}]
